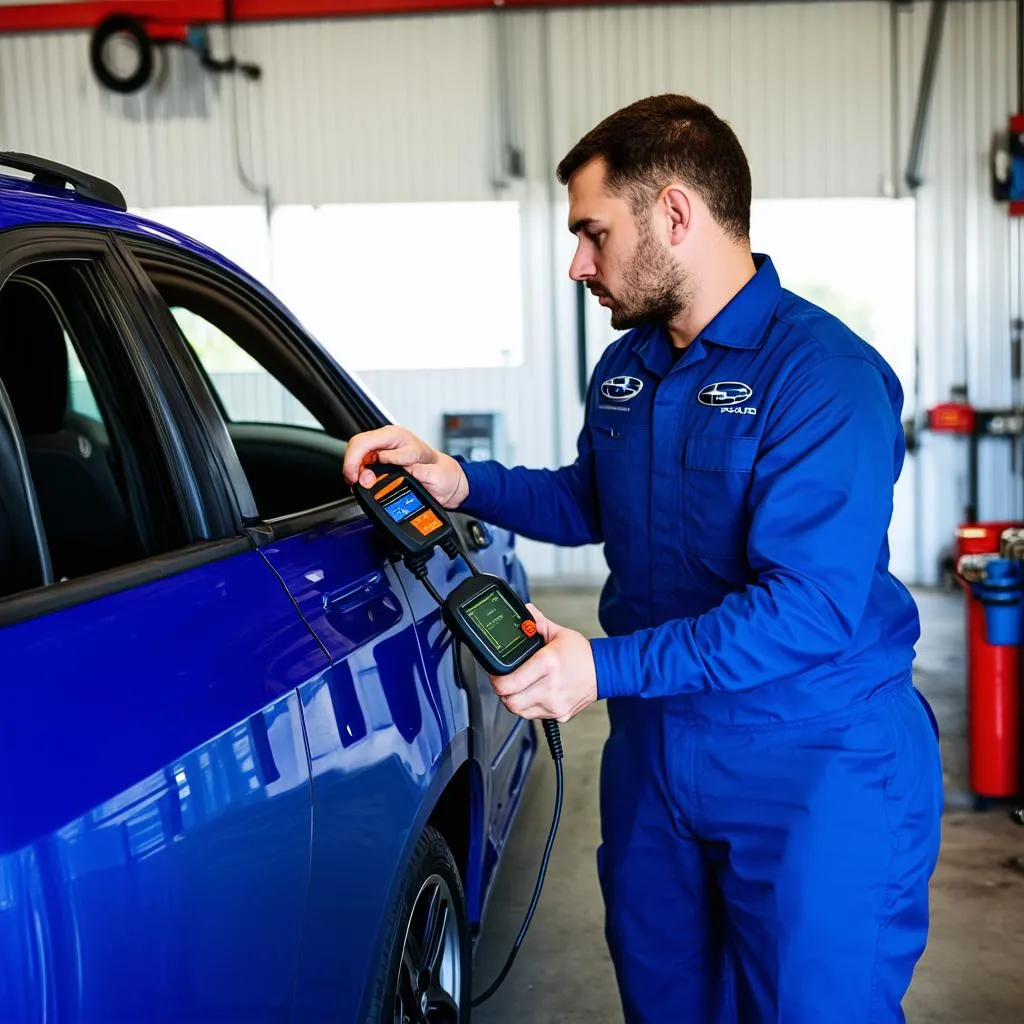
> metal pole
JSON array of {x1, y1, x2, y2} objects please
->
[{"x1": 904, "y1": 0, "x2": 947, "y2": 191}]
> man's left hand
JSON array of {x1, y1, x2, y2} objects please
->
[{"x1": 488, "y1": 603, "x2": 598, "y2": 723}]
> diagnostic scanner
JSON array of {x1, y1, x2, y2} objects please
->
[
  {"x1": 353, "y1": 465, "x2": 453, "y2": 558},
  {"x1": 443, "y1": 574, "x2": 543, "y2": 676},
  {"x1": 355, "y1": 464, "x2": 543, "y2": 677}
]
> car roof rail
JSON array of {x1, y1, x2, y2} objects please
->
[{"x1": 0, "y1": 152, "x2": 127, "y2": 212}]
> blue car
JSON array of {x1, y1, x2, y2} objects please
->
[{"x1": 0, "y1": 154, "x2": 537, "y2": 1023}]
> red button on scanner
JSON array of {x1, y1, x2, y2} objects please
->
[{"x1": 521, "y1": 619, "x2": 537, "y2": 638}]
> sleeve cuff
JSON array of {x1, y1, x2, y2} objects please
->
[
  {"x1": 454, "y1": 457, "x2": 500, "y2": 517},
  {"x1": 590, "y1": 635, "x2": 640, "y2": 700}
]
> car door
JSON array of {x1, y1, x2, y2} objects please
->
[
  {"x1": 399, "y1": 516, "x2": 536, "y2": 913},
  {"x1": 0, "y1": 232, "x2": 318, "y2": 1024},
  {"x1": 117, "y1": 236, "x2": 470, "y2": 1019}
]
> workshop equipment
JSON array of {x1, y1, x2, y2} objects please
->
[{"x1": 957, "y1": 521, "x2": 1024, "y2": 800}]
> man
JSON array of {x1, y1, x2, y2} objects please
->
[{"x1": 343, "y1": 94, "x2": 943, "y2": 1023}]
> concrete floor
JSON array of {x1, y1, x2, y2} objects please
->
[{"x1": 471, "y1": 586, "x2": 1024, "y2": 1023}]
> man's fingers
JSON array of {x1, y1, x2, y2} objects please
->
[
  {"x1": 488, "y1": 652, "x2": 548, "y2": 698},
  {"x1": 525, "y1": 602, "x2": 559, "y2": 643},
  {"x1": 343, "y1": 427, "x2": 429, "y2": 484}
]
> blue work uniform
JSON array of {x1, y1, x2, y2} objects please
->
[{"x1": 459, "y1": 255, "x2": 943, "y2": 1023}]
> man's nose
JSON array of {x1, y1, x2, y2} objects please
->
[{"x1": 569, "y1": 246, "x2": 595, "y2": 282}]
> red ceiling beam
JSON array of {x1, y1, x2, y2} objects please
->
[{"x1": 0, "y1": 0, "x2": 679, "y2": 35}]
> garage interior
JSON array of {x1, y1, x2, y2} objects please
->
[{"x1": 3, "y1": 0, "x2": 1024, "y2": 1020}]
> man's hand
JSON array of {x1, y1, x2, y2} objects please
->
[
  {"x1": 342, "y1": 425, "x2": 469, "y2": 509},
  {"x1": 488, "y1": 604, "x2": 599, "y2": 723}
]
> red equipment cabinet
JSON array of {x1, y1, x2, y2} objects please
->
[{"x1": 956, "y1": 521, "x2": 1023, "y2": 799}]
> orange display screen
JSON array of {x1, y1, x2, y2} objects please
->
[{"x1": 411, "y1": 509, "x2": 444, "y2": 536}]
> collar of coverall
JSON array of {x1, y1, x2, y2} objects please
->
[{"x1": 631, "y1": 252, "x2": 782, "y2": 373}]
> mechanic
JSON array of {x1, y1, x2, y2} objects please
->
[{"x1": 343, "y1": 93, "x2": 943, "y2": 1023}]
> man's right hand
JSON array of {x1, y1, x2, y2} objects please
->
[{"x1": 343, "y1": 425, "x2": 470, "y2": 510}]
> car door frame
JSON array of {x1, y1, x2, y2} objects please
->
[{"x1": 0, "y1": 224, "x2": 253, "y2": 627}]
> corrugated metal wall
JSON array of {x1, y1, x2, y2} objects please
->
[
  {"x1": 0, "y1": 1, "x2": 1017, "y2": 582},
  {"x1": 545, "y1": 1, "x2": 897, "y2": 200},
  {"x1": 0, "y1": 14, "x2": 499, "y2": 205}
]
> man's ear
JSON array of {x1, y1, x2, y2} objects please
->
[{"x1": 662, "y1": 185, "x2": 693, "y2": 246}]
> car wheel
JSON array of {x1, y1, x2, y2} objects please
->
[{"x1": 368, "y1": 825, "x2": 471, "y2": 1023}]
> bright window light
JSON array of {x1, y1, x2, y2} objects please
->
[
  {"x1": 750, "y1": 197, "x2": 917, "y2": 413},
  {"x1": 269, "y1": 202, "x2": 524, "y2": 371}
]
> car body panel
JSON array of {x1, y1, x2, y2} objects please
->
[
  {"x1": 399, "y1": 521, "x2": 537, "y2": 922},
  {"x1": 0, "y1": 549, "x2": 321, "y2": 1022},
  {"x1": 257, "y1": 510, "x2": 454, "y2": 1017}
]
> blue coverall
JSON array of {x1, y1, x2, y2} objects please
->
[{"x1": 458, "y1": 255, "x2": 943, "y2": 1023}]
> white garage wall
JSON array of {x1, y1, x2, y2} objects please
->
[
  {"x1": 0, "y1": 1, "x2": 1016, "y2": 584},
  {"x1": 544, "y1": 1, "x2": 898, "y2": 200},
  {"x1": 0, "y1": 14, "x2": 499, "y2": 204},
  {"x1": 897, "y1": 0, "x2": 1019, "y2": 582}
]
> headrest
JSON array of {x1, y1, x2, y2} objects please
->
[{"x1": 0, "y1": 279, "x2": 70, "y2": 435}]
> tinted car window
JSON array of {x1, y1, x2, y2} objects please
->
[{"x1": 0, "y1": 261, "x2": 189, "y2": 585}]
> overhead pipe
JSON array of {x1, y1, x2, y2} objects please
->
[{"x1": 0, "y1": 0, "x2": 684, "y2": 35}]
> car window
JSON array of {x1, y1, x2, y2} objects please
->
[
  {"x1": 133, "y1": 255, "x2": 355, "y2": 522},
  {"x1": 170, "y1": 305, "x2": 323, "y2": 430},
  {"x1": 0, "y1": 261, "x2": 191, "y2": 589}
]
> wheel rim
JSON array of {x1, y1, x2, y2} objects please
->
[{"x1": 394, "y1": 873, "x2": 462, "y2": 1023}]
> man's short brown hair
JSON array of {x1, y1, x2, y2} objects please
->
[{"x1": 556, "y1": 94, "x2": 751, "y2": 241}]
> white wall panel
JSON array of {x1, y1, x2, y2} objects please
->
[
  {"x1": 0, "y1": 14, "x2": 498, "y2": 205},
  {"x1": 898, "y1": 0, "x2": 1018, "y2": 581},
  {"x1": 545, "y1": 1, "x2": 896, "y2": 201}
]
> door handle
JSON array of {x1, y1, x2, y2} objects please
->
[
  {"x1": 323, "y1": 571, "x2": 388, "y2": 614},
  {"x1": 464, "y1": 520, "x2": 493, "y2": 551}
]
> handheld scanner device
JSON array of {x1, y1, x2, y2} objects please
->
[
  {"x1": 442, "y1": 575, "x2": 542, "y2": 676},
  {"x1": 353, "y1": 464, "x2": 543, "y2": 675},
  {"x1": 353, "y1": 465, "x2": 453, "y2": 558}
]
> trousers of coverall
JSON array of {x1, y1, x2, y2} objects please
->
[{"x1": 595, "y1": 676, "x2": 943, "y2": 1024}]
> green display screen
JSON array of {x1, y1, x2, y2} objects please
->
[{"x1": 464, "y1": 588, "x2": 525, "y2": 656}]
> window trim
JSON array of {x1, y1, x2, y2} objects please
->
[{"x1": 0, "y1": 371, "x2": 51, "y2": 588}]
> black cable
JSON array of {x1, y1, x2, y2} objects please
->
[
  {"x1": 472, "y1": 720, "x2": 563, "y2": 1008},
  {"x1": 404, "y1": 552, "x2": 445, "y2": 606},
  {"x1": 442, "y1": 532, "x2": 480, "y2": 576}
]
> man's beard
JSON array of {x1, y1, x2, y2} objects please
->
[{"x1": 605, "y1": 225, "x2": 691, "y2": 331}]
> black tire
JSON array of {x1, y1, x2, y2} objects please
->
[
  {"x1": 90, "y1": 15, "x2": 154, "y2": 95},
  {"x1": 367, "y1": 826, "x2": 471, "y2": 1024}
]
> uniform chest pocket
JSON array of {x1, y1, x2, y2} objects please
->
[
  {"x1": 592, "y1": 424, "x2": 630, "y2": 541},
  {"x1": 681, "y1": 435, "x2": 757, "y2": 560}
]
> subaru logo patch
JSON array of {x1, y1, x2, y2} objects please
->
[
  {"x1": 697, "y1": 381, "x2": 753, "y2": 407},
  {"x1": 600, "y1": 375, "x2": 644, "y2": 402}
]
